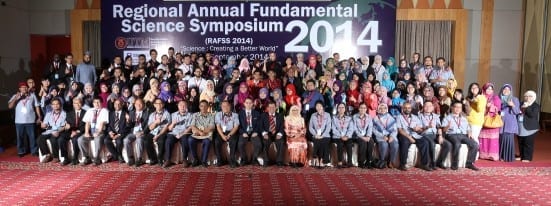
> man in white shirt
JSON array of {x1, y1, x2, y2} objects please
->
[{"x1": 78, "y1": 97, "x2": 109, "y2": 166}]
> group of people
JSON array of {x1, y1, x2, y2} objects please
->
[{"x1": 8, "y1": 48, "x2": 541, "y2": 171}]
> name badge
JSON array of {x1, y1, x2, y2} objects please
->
[
  {"x1": 151, "y1": 127, "x2": 160, "y2": 135},
  {"x1": 51, "y1": 126, "x2": 59, "y2": 131},
  {"x1": 91, "y1": 123, "x2": 96, "y2": 129},
  {"x1": 518, "y1": 115, "x2": 524, "y2": 122},
  {"x1": 54, "y1": 74, "x2": 59, "y2": 79},
  {"x1": 133, "y1": 126, "x2": 142, "y2": 133},
  {"x1": 222, "y1": 126, "x2": 227, "y2": 132},
  {"x1": 317, "y1": 129, "x2": 322, "y2": 136},
  {"x1": 305, "y1": 104, "x2": 310, "y2": 111},
  {"x1": 21, "y1": 107, "x2": 28, "y2": 114},
  {"x1": 359, "y1": 131, "x2": 365, "y2": 137}
]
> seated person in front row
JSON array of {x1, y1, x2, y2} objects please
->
[
  {"x1": 37, "y1": 98, "x2": 67, "y2": 163},
  {"x1": 419, "y1": 101, "x2": 451, "y2": 170},
  {"x1": 442, "y1": 101, "x2": 480, "y2": 171},
  {"x1": 396, "y1": 102, "x2": 432, "y2": 171},
  {"x1": 144, "y1": 98, "x2": 171, "y2": 166},
  {"x1": 238, "y1": 98, "x2": 263, "y2": 166},
  {"x1": 189, "y1": 100, "x2": 215, "y2": 167},
  {"x1": 372, "y1": 103, "x2": 398, "y2": 169},
  {"x1": 104, "y1": 99, "x2": 128, "y2": 163},
  {"x1": 352, "y1": 103, "x2": 375, "y2": 169},
  {"x1": 214, "y1": 100, "x2": 240, "y2": 168},
  {"x1": 163, "y1": 100, "x2": 192, "y2": 168},
  {"x1": 124, "y1": 98, "x2": 150, "y2": 167},
  {"x1": 78, "y1": 97, "x2": 109, "y2": 166},
  {"x1": 331, "y1": 103, "x2": 354, "y2": 168},
  {"x1": 309, "y1": 101, "x2": 332, "y2": 168},
  {"x1": 58, "y1": 97, "x2": 86, "y2": 165},
  {"x1": 261, "y1": 101, "x2": 286, "y2": 167}
]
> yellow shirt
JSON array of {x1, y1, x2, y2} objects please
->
[{"x1": 467, "y1": 95, "x2": 487, "y2": 126}]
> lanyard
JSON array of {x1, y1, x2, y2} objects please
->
[
  {"x1": 52, "y1": 112, "x2": 61, "y2": 125},
  {"x1": 93, "y1": 110, "x2": 99, "y2": 123},
  {"x1": 360, "y1": 115, "x2": 367, "y2": 128},
  {"x1": 422, "y1": 113, "x2": 434, "y2": 127},
  {"x1": 317, "y1": 113, "x2": 324, "y2": 129},
  {"x1": 223, "y1": 113, "x2": 231, "y2": 125},
  {"x1": 377, "y1": 115, "x2": 389, "y2": 128},
  {"x1": 402, "y1": 114, "x2": 411, "y2": 126},
  {"x1": 453, "y1": 116, "x2": 461, "y2": 129},
  {"x1": 339, "y1": 116, "x2": 346, "y2": 129}
]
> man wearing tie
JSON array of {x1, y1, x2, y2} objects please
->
[
  {"x1": 105, "y1": 99, "x2": 128, "y2": 163},
  {"x1": 238, "y1": 98, "x2": 263, "y2": 166},
  {"x1": 442, "y1": 102, "x2": 480, "y2": 171},
  {"x1": 59, "y1": 97, "x2": 86, "y2": 165},
  {"x1": 58, "y1": 53, "x2": 76, "y2": 86},
  {"x1": 163, "y1": 101, "x2": 192, "y2": 168},
  {"x1": 210, "y1": 67, "x2": 226, "y2": 94},
  {"x1": 124, "y1": 98, "x2": 150, "y2": 167},
  {"x1": 261, "y1": 101, "x2": 285, "y2": 167},
  {"x1": 78, "y1": 97, "x2": 109, "y2": 166},
  {"x1": 214, "y1": 100, "x2": 240, "y2": 167},
  {"x1": 144, "y1": 98, "x2": 171, "y2": 166}
]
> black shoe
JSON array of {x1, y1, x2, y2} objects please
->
[
  {"x1": 466, "y1": 164, "x2": 480, "y2": 171},
  {"x1": 82, "y1": 158, "x2": 92, "y2": 165},
  {"x1": 377, "y1": 161, "x2": 386, "y2": 169},
  {"x1": 239, "y1": 160, "x2": 249, "y2": 167},
  {"x1": 118, "y1": 156, "x2": 125, "y2": 164},
  {"x1": 162, "y1": 161, "x2": 173, "y2": 168},
  {"x1": 451, "y1": 165, "x2": 459, "y2": 170},
  {"x1": 158, "y1": 160, "x2": 164, "y2": 167},
  {"x1": 230, "y1": 162, "x2": 238, "y2": 168},
  {"x1": 437, "y1": 163, "x2": 447, "y2": 170},
  {"x1": 71, "y1": 159, "x2": 79, "y2": 165},
  {"x1": 127, "y1": 157, "x2": 135, "y2": 166},
  {"x1": 149, "y1": 160, "x2": 158, "y2": 166},
  {"x1": 215, "y1": 161, "x2": 225, "y2": 167},
  {"x1": 252, "y1": 159, "x2": 261, "y2": 166},
  {"x1": 276, "y1": 162, "x2": 284, "y2": 167},
  {"x1": 420, "y1": 165, "x2": 433, "y2": 171},
  {"x1": 61, "y1": 159, "x2": 71, "y2": 166},
  {"x1": 191, "y1": 160, "x2": 200, "y2": 167},
  {"x1": 135, "y1": 159, "x2": 144, "y2": 167},
  {"x1": 94, "y1": 158, "x2": 101, "y2": 166},
  {"x1": 398, "y1": 165, "x2": 408, "y2": 171},
  {"x1": 202, "y1": 162, "x2": 209, "y2": 167}
]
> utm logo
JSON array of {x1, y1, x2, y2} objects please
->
[{"x1": 115, "y1": 37, "x2": 128, "y2": 49}]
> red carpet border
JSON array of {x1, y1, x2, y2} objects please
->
[{"x1": 0, "y1": 160, "x2": 550, "y2": 205}]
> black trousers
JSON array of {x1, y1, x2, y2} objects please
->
[
  {"x1": 238, "y1": 133, "x2": 262, "y2": 163},
  {"x1": 312, "y1": 138, "x2": 330, "y2": 164},
  {"x1": 263, "y1": 133, "x2": 286, "y2": 164},
  {"x1": 37, "y1": 133, "x2": 60, "y2": 158},
  {"x1": 104, "y1": 135, "x2": 124, "y2": 158},
  {"x1": 398, "y1": 134, "x2": 431, "y2": 166},
  {"x1": 58, "y1": 131, "x2": 80, "y2": 160},
  {"x1": 423, "y1": 134, "x2": 451, "y2": 166},
  {"x1": 164, "y1": 134, "x2": 190, "y2": 162},
  {"x1": 356, "y1": 137, "x2": 374, "y2": 166},
  {"x1": 214, "y1": 132, "x2": 238, "y2": 163},
  {"x1": 333, "y1": 138, "x2": 353, "y2": 164},
  {"x1": 143, "y1": 133, "x2": 167, "y2": 162},
  {"x1": 445, "y1": 134, "x2": 479, "y2": 167},
  {"x1": 518, "y1": 133, "x2": 536, "y2": 161}
]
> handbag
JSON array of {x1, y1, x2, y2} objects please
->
[{"x1": 484, "y1": 114, "x2": 504, "y2": 128}]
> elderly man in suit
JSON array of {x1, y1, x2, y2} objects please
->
[
  {"x1": 261, "y1": 101, "x2": 286, "y2": 167},
  {"x1": 59, "y1": 97, "x2": 86, "y2": 165},
  {"x1": 105, "y1": 99, "x2": 129, "y2": 163}
]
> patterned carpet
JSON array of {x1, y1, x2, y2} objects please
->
[{"x1": 1, "y1": 157, "x2": 551, "y2": 205}]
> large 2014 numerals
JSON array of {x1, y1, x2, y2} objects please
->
[{"x1": 284, "y1": 20, "x2": 382, "y2": 53}]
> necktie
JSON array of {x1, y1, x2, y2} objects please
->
[
  {"x1": 247, "y1": 112, "x2": 251, "y2": 125},
  {"x1": 75, "y1": 111, "x2": 80, "y2": 127},
  {"x1": 114, "y1": 112, "x2": 120, "y2": 132},
  {"x1": 269, "y1": 114, "x2": 276, "y2": 134},
  {"x1": 136, "y1": 113, "x2": 141, "y2": 125}
]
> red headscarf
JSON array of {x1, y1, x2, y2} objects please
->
[{"x1": 285, "y1": 84, "x2": 300, "y2": 107}]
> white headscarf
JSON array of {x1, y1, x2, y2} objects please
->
[{"x1": 524, "y1": 90, "x2": 537, "y2": 106}]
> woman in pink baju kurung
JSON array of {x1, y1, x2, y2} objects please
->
[{"x1": 479, "y1": 83, "x2": 501, "y2": 161}]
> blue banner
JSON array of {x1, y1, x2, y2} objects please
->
[{"x1": 101, "y1": 0, "x2": 396, "y2": 62}]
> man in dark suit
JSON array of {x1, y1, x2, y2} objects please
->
[
  {"x1": 238, "y1": 98, "x2": 263, "y2": 166},
  {"x1": 210, "y1": 67, "x2": 227, "y2": 94},
  {"x1": 45, "y1": 53, "x2": 61, "y2": 84},
  {"x1": 105, "y1": 99, "x2": 129, "y2": 163},
  {"x1": 57, "y1": 53, "x2": 76, "y2": 86},
  {"x1": 261, "y1": 101, "x2": 285, "y2": 167},
  {"x1": 59, "y1": 97, "x2": 86, "y2": 165},
  {"x1": 124, "y1": 98, "x2": 150, "y2": 167}
]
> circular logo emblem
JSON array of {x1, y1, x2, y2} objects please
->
[{"x1": 115, "y1": 37, "x2": 127, "y2": 49}]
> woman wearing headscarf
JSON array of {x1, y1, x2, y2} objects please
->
[
  {"x1": 372, "y1": 103, "x2": 398, "y2": 169},
  {"x1": 173, "y1": 80, "x2": 188, "y2": 102},
  {"x1": 517, "y1": 90, "x2": 540, "y2": 162},
  {"x1": 325, "y1": 58, "x2": 337, "y2": 76},
  {"x1": 285, "y1": 105, "x2": 308, "y2": 167},
  {"x1": 233, "y1": 82, "x2": 251, "y2": 112},
  {"x1": 499, "y1": 84, "x2": 520, "y2": 162},
  {"x1": 308, "y1": 54, "x2": 323, "y2": 78},
  {"x1": 479, "y1": 83, "x2": 501, "y2": 161},
  {"x1": 403, "y1": 82, "x2": 423, "y2": 114},
  {"x1": 271, "y1": 88, "x2": 287, "y2": 114},
  {"x1": 284, "y1": 83, "x2": 301, "y2": 110},
  {"x1": 332, "y1": 80, "x2": 346, "y2": 106},
  {"x1": 81, "y1": 82, "x2": 95, "y2": 110},
  {"x1": 389, "y1": 89, "x2": 405, "y2": 116},
  {"x1": 346, "y1": 80, "x2": 361, "y2": 113},
  {"x1": 98, "y1": 83, "x2": 110, "y2": 108},
  {"x1": 380, "y1": 71, "x2": 395, "y2": 94},
  {"x1": 318, "y1": 76, "x2": 333, "y2": 113},
  {"x1": 254, "y1": 88, "x2": 270, "y2": 112},
  {"x1": 127, "y1": 84, "x2": 143, "y2": 112},
  {"x1": 215, "y1": 83, "x2": 235, "y2": 112},
  {"x1": 238, "y1": 58, "x2": 250, "y2": 77},
  {"x1": 386, "y1": 57, "x2": 398, "y2": 81},
  {"x1": 200, "y1": 80, "x2": 216, "y2": 112},
  {"x1": 223, "y1": 56, "x2": 237, "y2": 79},
  {"x1": 397, "y1": 59, "x2": 412, "y2": 82},
  {"x1": 446, "y1": 78, "x2": 458, "y2": 98},
  {"x1": 361, "y1": 81, "x2": 379, "y2": 117},
  {"x1": 372, "y1": 55, "x2": 386, "y2": 81},
  {"x1": 158, "y1": 81, "x2": 174, "y2": 104}
]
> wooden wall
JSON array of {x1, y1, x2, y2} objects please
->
[{"x1": 70, "y1": 0, "x2": 100, "y2": 64}]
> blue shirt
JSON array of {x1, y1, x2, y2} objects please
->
[
  {"x1": 442, "y1": 114, "x2": 470, "y2": 135},
  {"x1": 396, "y1": 114, "x2": 423, "y2": 139},
  {"x1": 331, "y1": 115, "x2": 353, "y2": 138},
  {"x1": 215, "y1": 111, "x2": 239, "y2": 133},
  {"x1": 308, "y1": 112, "x2": 331, "y2": 138},
  {"x1": 42, "y1": 110, "x2": 67, "y2": 135},
  {"x1": 419, "y1": 113, "x2": 441, "y2": 135},
  {"x1": 302, "y1": 90, "x2": 324, "y2": 113},
  {"x1": 372, "y1": 113, "x2": 397, "y2": 141},
  {"x1": 351, "y1": 113, "x2": 373, "y2": 138},
  {"x1": 170, "y1": 111, "x2": 191, "y2": 136}
]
